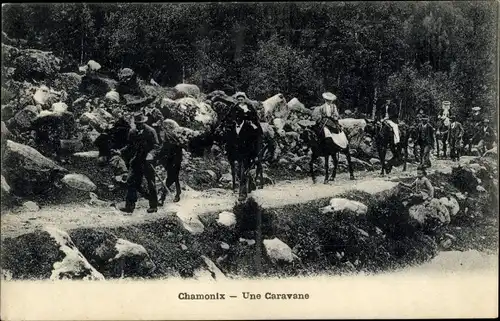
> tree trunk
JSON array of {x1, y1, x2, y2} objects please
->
[
  {"x1": 254, "y1": 206, "x2": 262, "y2": 276},
  {"x1": 80, "y1": 33, "x2": 84, "y2": 65},
  {"x1": 372, "y1": 85, "x2": 378, "y2": 119}
]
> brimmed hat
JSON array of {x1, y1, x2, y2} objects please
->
[
  {"x1": 472, "y1": 106, "x2": 481, "y2": 112},
  {"x1": 234, "y1": 92, "x2": 248, "y2": 100},
  {"x1": 132, "y1": 112, "x2": 148, "y2": 123},
  {"x1": 322, "y1": 92, "x2": 337, "y2": 101},
  {"x1": 442, "y1": 101, "x2": 451, "y2": 107},
  {"x1": 484, "y1": 118, "x2": 490, "y2": 123}
]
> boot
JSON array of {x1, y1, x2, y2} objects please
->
[
  {"x1": 147, "y1": 207, "x2": 158, "y2": 213},
  {"x1": 119, "y1": 202, "x2": 135, "y2": 213}
]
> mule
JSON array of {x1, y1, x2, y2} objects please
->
[
  {"x1": 364, "y1": 119, "x2": 409, "y2": 175},
  {"x1": 95, "y1": 117, "x2": 183, "y2": 204},
  {"x1": 300, "y1": 125, "x2": 355, "y2": 184},
  {"x1": 189, "y1": 108, "x2": 271, "y2": 201}
]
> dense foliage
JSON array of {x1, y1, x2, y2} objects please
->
[{"x1": 2, "y1": 2, "x2": 497, "y2": 121}]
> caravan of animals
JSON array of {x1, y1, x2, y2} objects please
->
[{"x1": 1, "y1": 31, "x2": 498, "y2": 281}]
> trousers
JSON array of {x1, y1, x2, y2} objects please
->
[
  {"x1": 420, "y1": 145, "x2": 432, "y2": 168},
  {"x1": 126, "y1": 159, "x2": 158, "y2": 208}
]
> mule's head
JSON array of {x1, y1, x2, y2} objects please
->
[{"x1": 364, "y1": 118, "x2": 379, "y2": 137}]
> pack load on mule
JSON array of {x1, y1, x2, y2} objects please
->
[{"x1": 364, "y1": 99, "x2": 409, "y2": 175}]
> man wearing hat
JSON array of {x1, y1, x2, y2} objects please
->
[
  {"x1": 417, "y1": 116, "x2": 435, "y2": 168},
  {"x1": 448, "y1": 114, "x2": 464, "y2": 161},
  {"x1": 114, "y1": 111, "x2": 161, "y2": 214},
  {"x1": 477, "y1": 118, "x2": 496, "y2": 154},
  {"x1": 313, "y1": 92, "x2": 341, "y2": 139},
  {"x1": 232, "y1": 91, "x2": 263, "y2": 135}
]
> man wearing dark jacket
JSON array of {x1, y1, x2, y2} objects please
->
[
  {"x1": 417, "y1": 117, "x2": 435, "y2": 168},
  {"x1": 115, "y1": 112, "x2": 161, "y2": 214}
]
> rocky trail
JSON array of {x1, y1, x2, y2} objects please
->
[
  {"x1": 0, "y1": 157, "x2": 473, "y2": 239},
  {"x1": 1, "y1": 170, "x2": 401, "y2": 239}
]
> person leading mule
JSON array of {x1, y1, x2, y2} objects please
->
[{"x1": 115, "y1": 112, "x2": 161, "y2": 214}]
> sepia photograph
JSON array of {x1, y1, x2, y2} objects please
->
[{"x1": 1, "y1": 2, "x2": 498, "y2": 319}]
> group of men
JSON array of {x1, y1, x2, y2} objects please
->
[
  {"x1": 111, "y1": 89, "x2": 495, "y2": 214},
  {"x1": 110, "y1": 91, "x2": 263, "y2": 214}
]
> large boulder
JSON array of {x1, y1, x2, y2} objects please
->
[
  {"x1": 263, "y1": 238, "x2": 295, "y2": 263},
  {"x1": 6, "y1": 105, "x2": 39, "y2": 131},
  {"x1": 51, "y1": 72, "x2": 82, "y2": 102},
  {"x1": 69, "y1": 230, "x2": 156, "y2": 278},
  {"x1": 339, "y1": 118, "x2": 367, "y2": 147},
  {"x1": 174, "y1": 83, "x2": 201, "y2": 99},
  {"x1": 408, "y1": 198, "x2": 451, "y2": 228},
  {"x1": 0, "y1": 227, "x2": 104, "y2": 280},
  {"x1": 32, "y1": 111, "x2": 77, "y2": 154},
  {"x1": 12, "y1": 48, "x2": 61, "y2": 81},
  {"x1": 117, "y1": 68, "x2": 143, "y2": 96},
  {"x1": 33, "y1": 85, "x2": 66, "y2": 108},
  {"x1": 80, "y1": 73, "x2": 118, "y2": 96},
  {"x1": 451, "y1": 166, "x2": 480, "y2": 194},
  {"x1": 1, "y1": 175, "x2": 11, "y2": 195},
  {"x1": 320, "y1": 198, "x2": 368, "y2": 216},
  {"x1": 2, "y1": 140, "x2": 68, "y2": 196},
  {"x1": 159, "y1": 97, "x2": 217, "y2": 131},
  {"x1": 287, "y1": 97, "x2": 311, "y2": 115},
  {"x1": 79, "y1": 108, "x2": 114, "y2": 133},
  {"x1": 217, "y1": 211, "x2": 237, "y2": 228},
  {"x1": 439, "y1": 197, "x2": 460, "y2": 216},
  {"x1": 104, "y1": 90, "x2": 120, "y2": 103},
  {"x1": 262, "y1": 93, "x2": 287, "y2": 121},
  {"x1": 61, "y1": 173, "x2": 97, "y2": 192}
]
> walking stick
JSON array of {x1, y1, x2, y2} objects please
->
[{"x1": 150, "y1": 162, "x2": 172, "y2": 195}]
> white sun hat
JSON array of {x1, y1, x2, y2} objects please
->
[{"x1": 322, "y1": 92, "x2": 337, "y2": 101}]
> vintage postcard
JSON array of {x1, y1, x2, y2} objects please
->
[{"x1": 1, "y1": 2, "x2": 498, "y2": 320}]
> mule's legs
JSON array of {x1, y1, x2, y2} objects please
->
[
  {"x1": 324, "y1": 154, "x2": 330, "y2": 184},
  {"x1": 310, "y1": 152, "x2": 318, "y2": 184},
  {"x1": 344, "y1": 148, "x2": 355, "y2": 180},
  {"x1": 330, "y1": 152, "x2": 339, "y2": 181},
  {"x1": 379, "y1": 145, "x2": 387, "y2": 176},
  {"x1": 402, "y1": 143, "x2": 408, "y2": 172},
  {"x1": 257, "y1": 159, "x2": 264, "y2": 189},
  {"x1": 230, "y1": 160, "x2": 237, "y2": 192},
  {"x1": 238, "y1": 159, "x2": 249, "y2": 201},
  {"x1": 442, "y1": 138, "x2": 447, "y2": 158}
]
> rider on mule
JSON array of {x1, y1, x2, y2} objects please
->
[
  {"x1": 377, "y1": 99, "x2": 401, "y2": 146},
  {"x1": 314, "y1": 92, "x2": 342, "y2": 140},
  {"x1": 232, "y1": 92, "x2": 263, "y2": 135}
]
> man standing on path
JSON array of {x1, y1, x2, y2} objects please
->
[
  {"x1": 448, "y1": 115, "x2": 464, "y2": 161},
  {"x1": 114, "y1": 112, "x2": 161, "y2": 214},
  {"x1": 418, "y1": 116, "x2": 435, "y2": 168}
]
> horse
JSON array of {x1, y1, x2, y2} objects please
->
[
  {"x1": 364, "y1": 119, "x2": 409, "y2": 175},
  {"x1": 435, "y1": 116, "x2": 450, "y2": 158},
  {"x1": 300, "y1": 123, "x2": 355, "y2": 184}
]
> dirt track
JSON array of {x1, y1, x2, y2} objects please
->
[{"x1": 0, "y1": 157, "x2": 470, "y2": 239}]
